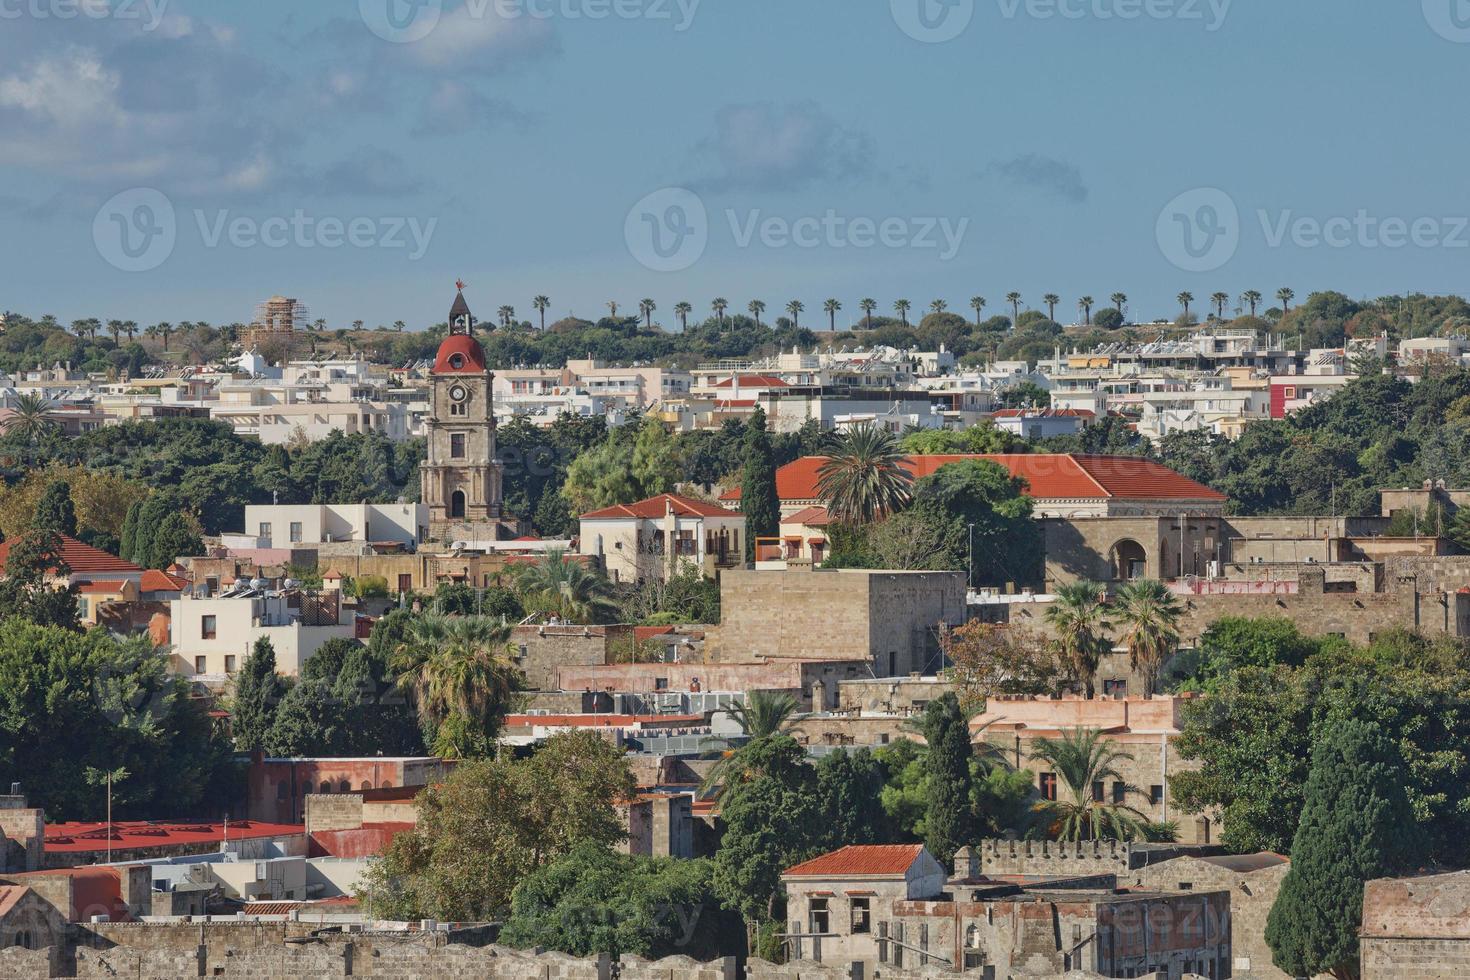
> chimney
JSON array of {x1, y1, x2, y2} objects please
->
[{"x1": 953, "y1": 845, "x2": 979, "y2": 881}]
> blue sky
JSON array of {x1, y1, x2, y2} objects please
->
[{"x1": 3, "y1": 0, "x2": 1470, "y2": 330}]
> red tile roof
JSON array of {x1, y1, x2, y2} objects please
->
[
  {"x1": 140, "y1": 569, "x2": 187, "y2": 592},
  {"x1": 0, "y1": 535, "x2": 142, "y2": 576},
  {"x1": 0, "y1": 886, "x2": 29, "y2": 920},
  {"x1": 580, "y1": 493, "x2": 741, "y2": 521},
  {"x1": 44, "y1": 819, "x2": 303, "y2": 853},
  {"x1": 634, "y1": 625, "x2": 676, "y2": 643},
  {"x1": 783, "y1": 506, "x2": 831, "y2": 526},
  {"x1": 432, "y1": 333, "x2": 488, "y2": 374},
  {"x1": 720, "y1": 454, "x2": 1224, "y2": 504},
  {"x1": 785, "y1": 844, "x2": 925, "y2": 878},
  {"x1": 77, "y1": 580, "x2": 128, "y2": 595}
]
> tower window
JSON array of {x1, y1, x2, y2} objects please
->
[
  {"x1": 451, "y1": 434, "x2": 466, "y2": 458},
  {"x1": 450, "y1": 490, "x2": 466, "y2": 519},
  {"x1": 448, "y1": 353, "x2": 466, "y2": 370},
  {"x1": 450, "y1": 402, "x2": 467, "y2": 417}
]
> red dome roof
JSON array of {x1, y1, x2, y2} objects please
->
[{"x1": 433, "y1": 333, "x2": 488, "y2": 374}]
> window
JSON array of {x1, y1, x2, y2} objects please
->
[
  {"x1": 850, "y1": 897, "x2": 871, "y2": 934},
  {"x1": 654, "y1": 677, "x2": 669, "y2": 691},
  {"x1": 450, "y1": 490, "x2": 467, "y2": 519},
  {"x1": 201, "y1": 615, "x2": 217, "y2": 639},
  {"x1": 258, "y1": 522, "x2": 272, "y2": 540},
  {"x1": 320, "y1": 781, "x2": 332, "y2": 794},
  {"x1": 450, "y1": 401, "x2": 467, "y2": 417},
  {"x1": 289, "y1": 522, "x2": 303, "y2": 543},
  {"x1": 224, "y1": 655, "x2": 237, "y2": 673},
  {"x1": 1103, "y1": 678, "x2": 1128, "y2": 698},
  {"x1": 1112, "y1": 782, "x2": 1126, "y2": 804},
  {"x1": 1149, "y1": 785, "x2": 1164, "y2": 805},
  {"x1": 1040, "y1": 773, "x2": 1058, "y2": 801},
  {"x1": 1092, "y1": 781, "x2": 1105, "y2": 802},
  {"x1": 339, "y1": 780, "x2": 351, "y2": 792},
  {"x1": 398, "y1": 574, "x2": 413, "y2": 594},
  {"x1": 194, "y1": 656, "x2": 207, "y2": 673},
  {"x1": 809, "y1": 898, "x2": 830, "y2": 935},
  {"x1": 450, "y1": 433, "x2": 466, "y2": 458},
  {"x1": 78, "y1": 598, "x2": 89, "y2": 619}
]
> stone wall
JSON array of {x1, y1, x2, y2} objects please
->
[
  {"x1": 305, "y1": 793, "x2": 364, "y2": 832},
  {"x1": 978, "y1": 839, "x2": 1225, "y2": 877},
  {"x1": 1361, "y1": 937, "x2": 1470, "y2": 980},
  {"x1": 836, "y1": 677, "x2": 955, "y2": 715},
  {"x1": 1130, "y1": 855, "x2": 1289, "y2": 980},
  {"x1": 510, "y1": 625, "x2": 629, "y2": 692}
]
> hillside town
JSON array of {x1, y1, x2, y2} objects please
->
[{"x1": 0, "y1": 284, "x2": 1468, "y2": 980}]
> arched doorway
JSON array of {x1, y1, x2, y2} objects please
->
[
  {"x1": 1111, "y1": 540, "x2": 1147, "y2": 581},
  {"x1": 450, "y1": 489, "x2": 466, "y2": 519}
]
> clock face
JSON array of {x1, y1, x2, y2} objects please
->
[{"x1": 449, "y1": 384, "x2": 469, "y2": 403}]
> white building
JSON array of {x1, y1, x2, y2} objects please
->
[
  {"x1": 228, "y1": 503, "x2": 428, "y2": 550},
  {"x1": 169, "y1": 588, "x2": 356, "y2": 679},
  {"x1": 578, "y1": 493, "x2": 745, "y2": 583}
]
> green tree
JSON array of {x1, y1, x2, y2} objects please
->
[
  {"x1": 500, "y1": 844, "x2": 741, "y2": 959},
  {"x1": 921, "y1": 693, "x2": 977, "y2": 862},
  {"x1": 1044, "y1": 581, "x2": 1113, "y2": 698},
  {"x1": 230, "y1": 637, "x2": 286, "y2": 753},
  {"x1": 0, "y1": 527, "x2": 79, "y2": 629},
  {"x1": 1265, "y1": 719, "x2": 1420, "y2": 980},
  {"x1": 815, "y1": 749, "x2": 888, "y2": 848},
  {"x1": 265, "y1": 679, "x2": 347, "y2": 756},
  {"x1": 33, "y1": 480, "x2": 78, "y2": 537},
  {"x1": 1113, "y1": 579, "x2": 1182, "y2": 694},
  {"x1": 1093, "y1": 308, "x2": 1124, "y2": 330},
  {"x1": 907, "y1": 459, "x2": 1040, "y2": 588},
  {"x1": 562, "y1": 439, "x2": 640, "y2": 515},
  {"x1": 513, "y1": 550, "x2": 620, "y2": 624},
  {"x1": 0, "y1": 393, "x2": 56, "y2": 444},
  {"x1": 144, "y1": 512, "x2": 203, "y2": 569},
  {"x1": 359, "y1": 731, "x2": 635, "y2": 921},
  {"x1": 740, "y1": 407, "x2": 778, "y2": 561},
  {"x1": 630, "y1": 416, "x2": 679, "y2": 497},
  {"x1": 815, "y1": 424, "x2": 913, "y2": 525},
  {"x1": 1181, "y1": 616, "x2": 1320, "y2": 687},
  {"x1": 119, "y1": 500, "x2": 140, "y2": 563},
  {"x1": 391, "y1": 610, "x2": 520, "y2": 758},
  {"x1": 1028, "y1": 729, "x2": 1152, "y2": 842},
  {"x1": 700, "y1": 691, "x2": 801, "y2": 800}
]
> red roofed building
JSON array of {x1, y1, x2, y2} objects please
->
[
  {"x1": 782, "y1": 845, "x2": 947, "y2": 964},
  {"x1": 0, "y1": 535, "x2": 144, "y2": 587},
  {"x1": 720, "y1": 454, "x2": 1225, "y2": 520},
  {"x1": 578, "y1": 493, "x2": 744, "y2": 584}
]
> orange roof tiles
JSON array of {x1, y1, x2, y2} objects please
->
[
  {"x1": 784, "y1": 844, "x2": 925, "y2": 878},
  {"x1": 0, "y1": 535, "x2": 143, "y2": 576},
  {"x1": 140, "y1": 569, "x2": 187, "y2": 592},
  {"x1": 580, "y1": 493, "x2": 741, "y2": 521},
  {"x1": 77, "y1": 580, "x2": 128, "y2": 595},
  {"x1": 720, "y1": 454, "x2": 1224, "y2": 504}
]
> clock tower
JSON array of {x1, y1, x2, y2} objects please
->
[{"x1": 422, "y1": 285, "x2": 505, "y2": 543}]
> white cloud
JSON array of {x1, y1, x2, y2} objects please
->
[
  {"x1": 690, "y1": 101, "x2": 875, "y2": 193},
  {"x1": 407, "y1": 4, "x2": 558, "y2": 72},
  {"x1": 0, "y1": 48, "x2": 121, "y2": 125}
]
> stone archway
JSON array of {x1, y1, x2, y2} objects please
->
[
  {"x1": 449, "y1": 489, "x2": 466, "y2": 519},
  {"x1": 1111, "y1": 539, "x2": 1148, "y2": 581}
]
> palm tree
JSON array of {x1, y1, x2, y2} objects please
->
[
  {"x1": 107, "y1": 320, "x2": 123, "y2": 346},
  {"x1": 393, "y1": 320, "x2": 406, "y2": 333},
  {"x1": 1110, "y1": 292, "x2": 1128, "y2": 315},
  {"x1": 1044, "y1": 581, "x2": 1113, "y2": 698},
  {"x1": 1114, "y1": 579, "x2": 1183, "y2": 696},
  {"x1": 815, "y1": 425, "x2": 914, "y2": 524},
  {"x1": 1, "y1": 393, "x2": 55, "y2": 443},
  {"x1": 1210, "y1": 292, "x2": 1230, "y2": 319},
  {"x1": 392, "y1": 610, "x2": 520, "y2": 759},
  {"x1": 711, "y1": 297, "x2": 728, "y2": 330},
  {"x1": 786, "y1": 300, "x2": 804, "y2": 329},
  {"x1": 824, "y1": 298, "x2": 842, "y2": 331},
  {"x1": 1006, "y1": 292, "x2": 1022, "y2": 322},
  {"x1": 1177, "y1": 292, "x2": 1194, "y2": 318},
  {"x1": 860, "y1": 298, "x2": 878, "y2": 330},
  {"x1": 893, "y1": 299, "x2": 911, "y2": 326},
  {"x1": 533, "y1": 295, "x2": 551, "y2": 331},
  {"x1": 1241, "y1": 290, "x2": 1262, "y2": 317},
  {"x1": 699, "y1": 690, "x2": 802, "y2": 799},
  {"x1": 1276, "y1": 287, "x2": 1295, "y2": 313},
  {"x1": 497, "y1": 305, "x2": 516, "y2": 328},
  {"x1": 352, "y1": 319, "x2": 365, "y2": 332},
  {"x1": 606, "y1": 301, "x2": 620, "y2": 321},
  {"x1": 930, "y1": 299, "x2": 948, "y2": 315},
  {"x1": 1043, "y1": 294, "x2": 1060, "y2": 320},
  {"x1": 513, "y1": 549, "x2": 620, "y2": 624},
  {"x1": 1078, "y1": 296, "x2": 1094, "y2": 326},
  {"x1": 674, "y1": 302, "x2": 692, "y2": 331},
  {"x1": 970, "y1": 296, "x2": 986, "y2": 326},
  {"x1": 1028, "y1": 729, "x2": 1153, "y2": 842},
  {"x1": 748, "y1": 299, "x2": 766, "y2": 328},
  {"x1": 123, "y1": 320, "x2": 137, "y2": 342},
  {"x1": 639, "y1": 298, "x2": 656, "y2": 329}
]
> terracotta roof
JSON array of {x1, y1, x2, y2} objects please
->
[
  {"x1": 783, "y1": 506, "x2": 831, "y2": 526},
  {"x1": 634, "y1": 625, "x2": 676, "y2": 643},
  {"x1": 140, "y1": 569, "x2": 187, "y2": 592},
  {"x1": 432, "y1": 333, "x2": 488, "y2": 375},
  {"x1": 321, "y1": 569, "x2": 343, "y2": 581},
  {"x1": 0, "y1": 886, "x2": 29, "y2": 919},
  {"x1": 45, "y1": 819, "x2": 303, "y2": 853},
  {"x1": 0, "y1": 535, "x2": 142, "y2": 576},
  {"x1": 785, "y1": 844, "x2": 925, "y2": 878},
  {"x1": 720, "y1": 454, "x2": 1225, "y2": 504},
  {"x1": 712, "y1": 375, "x2": 789, "y2": 388},
  {"x1": 580, "y1": 493, "x2": 741, "y2": 521},
  {"x1": 77, "y1": 580, "x2": 128, "y2": 595}
]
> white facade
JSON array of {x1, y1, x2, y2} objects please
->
[
  {"x1": 169, "y1": 593, "x2": 356, "y2": 678},
  {"x1": 237, "y1": 503, "x2": 427, "y2": 549}
]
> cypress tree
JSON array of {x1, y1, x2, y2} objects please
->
[
  {"x1": 33, "y1": 480, "x2": 77, "y2": 537},
  {"x1": 1265, "y1": 718, "x2": 1421, "y2": 979},
  {"x1": 740, "y1": 407, "x2": 778, "y2": 562},
  {"x1": 120, "y1": 500, "x2": 140, "y2": 563},
  {"x1": 921, "y1": 692, "x2": 977, "y2": 863},
  {"x1": 231, "y1": 637, "x2": 286, "y2": 753}
]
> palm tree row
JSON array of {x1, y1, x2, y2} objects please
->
[{"x1": 1043, "y1": 578, "x2": 1183, "y2": 698}]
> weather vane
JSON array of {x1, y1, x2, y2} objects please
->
[{"x1": 456, "y1": 278, "x2": 467, "y2": 292}]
